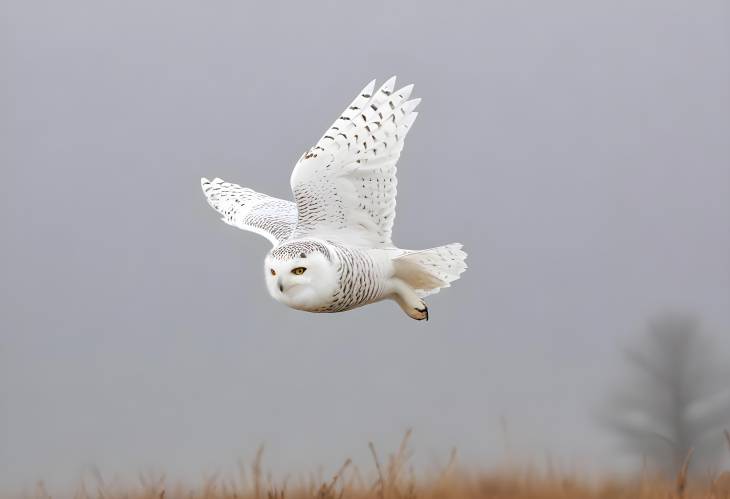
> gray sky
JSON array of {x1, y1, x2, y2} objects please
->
[{"x1": 1, "y1": 0, "x2": 729, "y2": 490}]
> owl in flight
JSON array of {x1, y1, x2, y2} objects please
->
[{"x1": 201, "y1": 77, "x2": 467, "y2": 320}]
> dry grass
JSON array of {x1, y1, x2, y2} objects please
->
[{"x1": 13, "y1": 430, "x2": 730, "y2": 499}]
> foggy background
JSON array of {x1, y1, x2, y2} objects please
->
[{"x1": 2, "y1": 0, "x2": 729, "y2": 490}]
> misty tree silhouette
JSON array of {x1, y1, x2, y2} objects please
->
[{"x1": 602, "y1": 313, "x2": 730, "y2": 474}]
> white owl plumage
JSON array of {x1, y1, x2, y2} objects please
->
[{"x1": 201, "y1": 77, "x2": 466, "y2": 320}]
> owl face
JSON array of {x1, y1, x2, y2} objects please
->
[{"x1": 264, "y1": 250, "x2": 338, "y2": 311}]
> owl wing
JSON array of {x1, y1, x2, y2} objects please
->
[
  {"x1": 289, "y1": 77, "x2": 420, "y2": 248},
  {"x1": 200, "y1": 177, "x2": 297, "y2": 246}
]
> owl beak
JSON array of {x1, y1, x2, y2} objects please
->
[{"x1": 277, "y1": 278, "x2": 284, "y2": 293}]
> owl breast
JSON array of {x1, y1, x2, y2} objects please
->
[{"x1": 317, "y1": 244, "x2": 392, "y2": 313}]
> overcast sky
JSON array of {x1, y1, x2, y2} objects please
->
[{"x1": 1, "y1": 0, "x2": 729, "y2": 491}]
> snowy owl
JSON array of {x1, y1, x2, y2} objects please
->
[{"x1": 201, "y1": 77, "x2": 467, "y2": 320}]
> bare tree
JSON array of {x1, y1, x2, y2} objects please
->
[{"x1": 602, "y1": 313, "x2": 730, "y2": 474}]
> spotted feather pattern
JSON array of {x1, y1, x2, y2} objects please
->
[
  {"x1": 270, "y1": 239, "x2": 332, "y2": 262},
  {"x1": 290, "y1": 77, "x2": 420, "y2": 247},
  {"x1": 201, "y1": 177, "x2": 297, "y2": 245}
]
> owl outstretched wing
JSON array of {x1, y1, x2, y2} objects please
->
[
  {"x1": 289, "y1": 77, "x2": 420, "y2": 248},
  {"x1": 201, "y1": 177, "x2": 297, "y2": 246}
]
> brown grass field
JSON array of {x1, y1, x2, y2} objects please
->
[{"x1": 14, "y1": 431, "x2": 730, "y2": 499}]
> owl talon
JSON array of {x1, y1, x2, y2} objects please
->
[{"x1": 414, "y1": 305, "x2": 429, "y2": 321}]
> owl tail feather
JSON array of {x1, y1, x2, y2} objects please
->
[{"x1": 392, "y1": 243, "x2": 468, "y2": 298}]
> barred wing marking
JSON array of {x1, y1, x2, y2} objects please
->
[
  {"x1": 201, "y1": 177, "x2": 297, "y2": 246},
  {"x1": 290, "y1": 77, "x2": 420, "y2": 248}
]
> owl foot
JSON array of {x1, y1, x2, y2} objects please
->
[
  {"x1": 402, "y1": 301, "x2": 428, "y2": 321},
  {"x1": 413, "y1": 304, "x2": 429, "y2": 321},
  {"x1": 390, "y1": 277, "x2": 430, "y2": 321}
]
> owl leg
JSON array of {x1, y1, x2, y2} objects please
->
[{"x1": 389, "y1": 278, "x2": 429, "y2": 321}]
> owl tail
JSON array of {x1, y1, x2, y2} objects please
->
[{"x1": 392, "y1": 243, "x2": 468, "y2": 298}]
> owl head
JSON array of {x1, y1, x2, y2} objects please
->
[{"x1": 264, "y1": 240, "x2": 338, "y2": 311}]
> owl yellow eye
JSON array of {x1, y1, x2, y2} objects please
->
[
  {"x1": 291, "y1": 267, "x2": 306, "y2": 275},
  {"x1": 270, "y1": 269, "x2": 276, "y2": 276}
]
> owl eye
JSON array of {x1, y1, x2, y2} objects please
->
[
  {"x1": 291, "y1": 267, "x2": 306, "y2": 275},
  {"x1": 270, "y1": 269, "x2": 276, "y2": 276}
]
